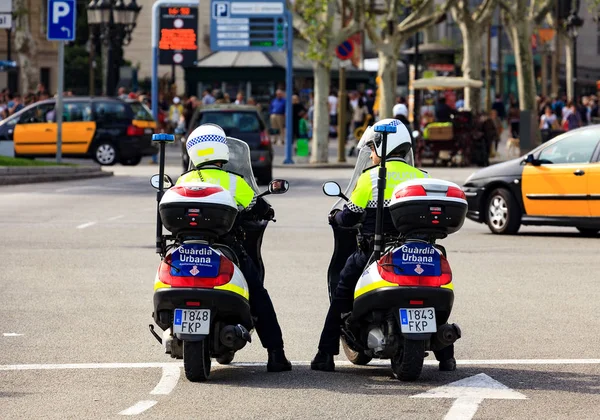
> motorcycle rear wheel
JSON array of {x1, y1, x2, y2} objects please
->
[
  {"x1": 341, "y1": 336, "x2": 372, "y2": 365},
  {"x1": 183, "y1": 339, "x2": 211, "y2": 382},
  {"x1": 391, "y1": 339, "x2": 425, "y2": 382}
]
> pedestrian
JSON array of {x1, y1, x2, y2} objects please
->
[{"x1": 269, "y1": 89, "x2": 286, "y2": 145}]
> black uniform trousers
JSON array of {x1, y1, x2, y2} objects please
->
[
  {"x1": 317, "y1": 249, "x2": 454, "y2": 362},
  {"x1": 230, "y1": 239, "x2": 285, "y2": 351}
]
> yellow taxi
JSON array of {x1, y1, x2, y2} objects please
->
[
  {"x1": 462, "y1": 125, "x2": 600, "y2": 236},
  {"x1": 0, "y1": 97, "x2": 156, "y2": 165}
]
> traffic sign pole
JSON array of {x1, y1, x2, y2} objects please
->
[
  {"x1": 47, "y1": 0, "x2": 76, "y2": 163},
  {"x1": 56, "y1": 41, "x2": 64, "y2": 163},
  {"x1": 283, "y1": 10, "x2": 294, "y2": 165}
]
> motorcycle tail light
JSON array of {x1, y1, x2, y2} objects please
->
[
  {"x1": 377, "y1": 252, "x2": 452, "y2": 287},
  {"x1": 159, "y1": 254, "x2": 234, "y2": 288},
  {"x1": 446, "y1": 186, "x2": 466, "y2": 200},
  {"x1": 395, "y1": 185, "x2": 427, "y2": 199}
]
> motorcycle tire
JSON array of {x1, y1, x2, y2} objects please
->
[
  {"x1": 391, "y1": 339, "x2": 425, "y2": 382},
  {"x1": 341, "y1": 337, "x2": 372, "y2": 365},
  {"x1": 183, "y1": 339, "x2": 211, "y2": 382}
]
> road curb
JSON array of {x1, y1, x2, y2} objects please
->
[{"x1": 0, "y1": 166, "x2": 113, "y2": 186}]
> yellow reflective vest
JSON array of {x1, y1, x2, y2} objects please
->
[
  {"x1": 347, "y1": 159, "x2": 429, "y2": 213},
  {"x1": 176, "y1": 168, "x2": 256, "y2": 209}
]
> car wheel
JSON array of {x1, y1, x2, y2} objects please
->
[
  {"x1": 577, "y1": 228, "x2": 600, "y2": 237},
  {"x1": 119, "y1": 156, "x2": 142, "y2": 166},
  {"x1": 93, "y1": 142, "x2": 118, "y2": 166},
  {"x1": 486, "y1": 188, "x2": 521, "y2": 235}
]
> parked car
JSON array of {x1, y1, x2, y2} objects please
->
[
  {"x1": 0, "y1": 97, "x2": 156, "y2": 166},
  {"x1": 462, "y1": 125, "x2": 600, "y2": 236},
  {"x1": 181, "y1": 104, "x2": 273, "y2": 185}
]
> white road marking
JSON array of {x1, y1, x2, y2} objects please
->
[
  {"x1": 2, "y1": 333, "x2": 24, "y2": 337},
  {"x1": 412, "y1": 373, "x2": 527, "y2": 420},
  {"x1": 107, "y1": 215, "x2": 124, "y2": 221},
  {"x1": 3, "y1": 359, "x2": 600, "y2": 371},
  {"x1": 118, "y1": 400, "x2": 158, "y2": 416},
  {"x1": 150, "y1": 365, "x2": 180, "y2": 395},
  {"x1": 76, "y1": 221, "x2": 97, "y2": 229}
]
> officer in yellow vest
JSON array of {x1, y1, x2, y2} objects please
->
[
  {"x1": 311, "y1": 119, "x2": 456, "y2": 372},
  {"x1": 177, "y1": 123, "x2": 290, "y2": 372}
]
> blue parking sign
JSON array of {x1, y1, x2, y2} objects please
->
[
  {"x1": 47, "y1": 0, "x2": 76, "y2": 41},
  {"x1": 212, "y1": 2, "x2": 229, "y2": 18}
]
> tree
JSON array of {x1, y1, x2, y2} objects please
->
[
  {"x1": 498, "y1": 0, "x2": 553, "y2": 113},
  {"x1": 290, "y1": 0, "x2": 363, "y2": 163},
  {"x1": 13, "y1": 0, "x2": 39, "y2": 94},
  {"x1": 364, "y1": 0, "x2": 453, "y2": 119},
  {"x1": 450, "y1": 0, "x2": 497, "y2": 112}
]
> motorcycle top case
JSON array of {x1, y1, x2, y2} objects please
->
[
  {"x1": 390, "y1": 178, "x2": 467, "y2": 236},
  {"x1": 159, "y1": 182, "x2": 238, "y2": 236}
]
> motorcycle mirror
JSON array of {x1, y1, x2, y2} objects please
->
[
  {"x1": 323, "y1": 181, "x2": 343, "y2": 197},
  {"x1": 268, "y1": 179, "x2": 289, "y2": 194},
  {"x1": 150, "y1": 174, "x2": 173, "y2": 190}
]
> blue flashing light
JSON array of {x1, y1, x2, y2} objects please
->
[
  {"x1": 373, "y1": 124, "x2": 398, "y2": 134},
  {"x1": 152, "y1": 133, "x2": 175, "y2": 143}
]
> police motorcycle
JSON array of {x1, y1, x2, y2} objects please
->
[
  {"x1": 148, "y1": 133, "x2": 289, "y2": 382},
  {"x1": 322, "y1": 123, "x2": 467, "y2": 381}
]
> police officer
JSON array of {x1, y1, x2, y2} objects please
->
[
  {"x1": 177, "y1": 123, "x2": 292, "y2": 372},
  {"x1": 311, "y1": 119, "x2": 456, "y2": 372}
]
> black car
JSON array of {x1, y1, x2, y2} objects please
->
[
  {"x1": 181, "y1": 104, "x2": 273, "y2": 184},
  {"x1": 0, "y1": 97, "x2": 156, "y2": 166}
]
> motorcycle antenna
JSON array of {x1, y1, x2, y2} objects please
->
[
  {"x1": 372, "y1": 123, "x2": 397, "y2": 261},
  {"x1": 152, "y1": 133, "x2": 175, "y2": 254}
]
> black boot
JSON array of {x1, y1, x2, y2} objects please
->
[
  {"x1": 311, "y1": 351, "x2": 335, "y2": 372},
  {"x1": 267, "y1": 348, "x2": 292, "y2": 372},
  {"x1": 439, "y1": 357, "x2": 457, "y2": 372}
]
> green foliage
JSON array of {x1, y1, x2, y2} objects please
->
[{"x1": 293, "y1": 0, "x2": 335, "y2": 66}]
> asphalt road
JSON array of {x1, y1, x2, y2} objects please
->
[{"x1": 1, "y1": 154, "x2": 600, "y2": 420}]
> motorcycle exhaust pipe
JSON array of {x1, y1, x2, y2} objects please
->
[
  {"x1": 220, "y1": 324, "x2": 252, "y2": 350},
  {"x1": 432, "y1": 323, "x2": 462, "y2": 349}
]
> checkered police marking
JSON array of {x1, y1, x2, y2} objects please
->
[{"x1": 186, "y1": 134, "x2": 227, "y2": 150}]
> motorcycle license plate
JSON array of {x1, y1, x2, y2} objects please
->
[
  {"x1": 173, "y1": 309, "x2": 211, "y2": 335},
  {"x1": 399, "y1": 308, "x2": 437, "y2": 333}
]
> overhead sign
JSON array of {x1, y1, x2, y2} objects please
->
[
  {"x1": 210, "y1": 0, "x2": 287, "y2": 51},
  {"x1": 0, "y1": 13, "x2": 11, "y2": 29},
  {"x1": 158, "y1": 6, "x2": 198, "y2": 67},
  {"x1": 336, "y1": 40, "x2": 354, "y2": 61},
  {"x1": 47, "y1": 0, "x2": 76, "y2": 41}
]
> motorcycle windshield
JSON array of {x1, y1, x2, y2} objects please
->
[
  {"x1": 330, "y1": 146, "x2": 415, "y2": 211},
  {"x1": 186, "y1": 136, "x2": 260, "y2": 194}
]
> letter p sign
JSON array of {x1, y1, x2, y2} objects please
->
[
  {"x1": 53, "y1": 1, "x2": 70, "y2": 24},
  {"x1": 212, "y1": 2, "x2": 229, "y2": 18}
]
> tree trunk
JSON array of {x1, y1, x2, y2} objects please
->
[
  {"x1": 310, "y1": 61, "x2": 331, "y2": 163},
  {"x1": 14, "y1": 1, "x2": 39, "y2": 94},
  {"x1": 508, "y1": 19, "x2": 536, "y2": 112},
  {"x1": 458, "y1": 22, "x2": 482, "y2": 112},
  {"x1": 377, "y1": 48, "x2": 398, "y2": 119},
  {"x1": 563, "y1": 33, "x2": 574, "y2": 101}
]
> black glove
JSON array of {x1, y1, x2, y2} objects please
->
[
  {"x1": 328, "y1": 209, "x2": 341, "y2": 226},
  {"x1": 264, "y1": 207, "x2": 275, "y2": 221}
]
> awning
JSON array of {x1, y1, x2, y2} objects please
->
[{"x1": 413, "y1": 76, "x2": 483, "y2": 90}]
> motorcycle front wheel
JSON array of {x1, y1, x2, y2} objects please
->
[
  {"x1": 183, "y1": 339, "x2": 211, "y2": 382},
  {"x1": 391, "y1": 339, "x2": 425, "y2": 382}
]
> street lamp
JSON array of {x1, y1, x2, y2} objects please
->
[
  {"x1": 565, "y1": 2, "x2": 583, "y2": 100},
  {"x1": 87, "y1": 0, "x2": 142, "y2": 97}
]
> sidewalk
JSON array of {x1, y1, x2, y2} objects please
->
[
  {"x1": 0, "y1": 165, "x2": 112, "y2": 186},
  {"x1": 273, "y1": 132, "x2": 513, "y2": 169}
]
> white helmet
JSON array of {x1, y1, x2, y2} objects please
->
[
  {"x1": 186, "y1": 123, "x2": 229, "y2": 167},
  {"x1": 357, "y1": 118, "x2": 412, "y2": 158}
]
